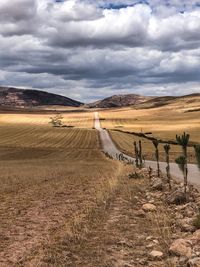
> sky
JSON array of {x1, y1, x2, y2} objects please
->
[{"x1": 0, "y1": 0, "x2": 200, "y2": 102}]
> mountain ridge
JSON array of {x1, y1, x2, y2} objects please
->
[
  {"x1": 0, "y1": 86, "x2": 82, "y2": 108},
  {"x1": 0, "y1": 86, "x2": 199, "y2": 110}
]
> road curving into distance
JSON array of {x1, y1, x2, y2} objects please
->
[{"x1": 94, "y1": 112, "x2": 200, "y2": 186}]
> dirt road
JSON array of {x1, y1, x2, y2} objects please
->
[{"x1": 94, "y1": 112, "x2": 200, "y2": 186}]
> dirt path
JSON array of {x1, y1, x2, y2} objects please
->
[
  {"x1": 94, "y1": 112, "x2": 200, "y2": 186},
  {"x1": 66, "y1": 174, "x2": 172, "y2": 267}
]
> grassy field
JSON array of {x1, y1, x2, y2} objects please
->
[
  {"x1": 0, "y1": 106, "x2": 199, "y2": 266},
  {"x1": 109, "y1": 130, "x2": 197, "y2": 163},
  {"x1": 0, "y1": 111, "x2": 128, "y2": 266},
  {"x1": 0, "y1": 110, "x2": 94, "y2": 128},
  {"x1": 99, "y1": 95, "x2": 200, "y2": 162}
]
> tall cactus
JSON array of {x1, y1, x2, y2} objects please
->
[
  {"x1": 164, "y1": 144, "x2": 171, "y2": 189},
  {"x1": 134, "y1": 141, "x2": 139, "y2": 168},
  {"x1": 194, "y1": 144, "x2": 200, "y2": 170},
  {"x1": 175, "y1": 132, "x2": 190, "y2": 194},
  {"x1": 152, "y1": 140, "x2": 160, "y2": 177},
  {"x1": 176, "y1": 132, "x2": 190, "y2": 156}
]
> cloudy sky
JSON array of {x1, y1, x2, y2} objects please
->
[{"x1": 0, "y1": 0, "x2": 200, "y2": 102}]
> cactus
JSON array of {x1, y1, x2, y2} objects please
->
[
  {"x1": 152, "y1": 140, "x2": 160, "y2": 177},
  {"x1": 176, "y1": 132, "x2": 190, "y2": 149},
  {"x1": 176, "y1": 132, "x2": 190, "y2": 194},
  {"x1": 134, "y1": 141, "x2": 139, "y2": 167},
  {"x1": 164, "y1": 144, "x2": 171, "y2": 189},
  {"x1": 194, "y1": 145, "x2": 200, "y2": 170}
]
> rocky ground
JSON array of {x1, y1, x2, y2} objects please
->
[
  {"x1": 42, "y1": 165, "x2": 200, "y2": 267},
  {"x1": 145, "y1": 172, "x2": 200, "y2": 267},
  {"x1": 2, "y1": 159, "x2": 200, "y2": 266}
]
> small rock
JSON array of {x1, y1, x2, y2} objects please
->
[
  {"x1": 152, "y1": 192, "x2": 163, "y2": 199},
  {"x1": 151, "y1": 178, "x2": 163, "y2": 191},
  {"x1": 190, "y1": 230, "x2": 200, "y2": 244},
  {"x1": 146, "y1": 243, "x2": 155, "y2": 249},
  {"x1": 166, "y1": 190, "x2": 187, "y2": 205},
  {"x1": 169, "y1": 239, "x2": 192, "y2": 258},
  {"x1": 146, "y1": 236, "x2": 153, "y2": 241},
  {"x1": 187, "y1": 257, "x2": 200, "y2": 267},
  {"x1": 135, "y1": 209, "x2": 146, "y2": 217},
  {"x1": 149, "y1": 200, "x2": 155, "y2": 204},
  {"x1": 179, "y1": 256, "x2": 188, "y2": 265},
  {"x1": 149, "y1": 250, "x2": 163, "y2": 260},
  {"x1": 178, "y1": 218, "x2": 196, "y2": 233},
  {"x1": 142, "y1": 203, "x2": 157, "y2": 212}
]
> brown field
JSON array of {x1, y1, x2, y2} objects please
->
[
  {"x1": 0, "y1": 111, "x2": 126, "y2": 265},
  {"x1": 0, "y1": 111, "x2": 176, "y2": 266},
  {"x1": 0, "y1": 111, "x2": 94, "y2": 128},
  {"x1": 0, "y1": 100, "x2": 199, "y2": 266},
  {"x1": 99, "y1": 95, "x2": 200, "y2": 162}
]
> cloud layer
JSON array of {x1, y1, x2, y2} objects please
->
[{"x1": 0, "y1": 0, "x2": 200, "y2": 101}]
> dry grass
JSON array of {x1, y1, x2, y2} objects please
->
[
  {"x1": 99, "y1": 95, "x2": 200, "y2": 143},
  {"x1": 0, "y1": 110, "x2": 94, "y2": 128},
  {"x1": 0, "y1": 107, "x2": 194, "y2": 266},
  {"x1": 109, "y1": 130, "x2": 197, "y2": 163},
  {"x1": 0, "y1": 112, "x2": 124, "y2": 266},
  {"x1": 48, "y1": 169, "x2": 177, "y2": 267},
  {"x1": 99, "y1": 95, "x2": 200, "y2": 162}
]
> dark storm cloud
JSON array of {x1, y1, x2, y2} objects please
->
[{"x1": 0, "y1": 0, "x2": 200, "y2": 101}]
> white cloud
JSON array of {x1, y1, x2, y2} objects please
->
[{"x1": 0, "y1": 0, "x2": 200, "y2": 101}]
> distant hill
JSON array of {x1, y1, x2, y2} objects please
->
[
  {"x1": 1, "y1": 87, "x2": 199, "y2": 111},
  {"x1": 135, "y1": 93, "x2": 200, "y2": 110},
  {"x1": 0, "y1": 87, "x2": 82, "y2": 108},
  {"x1": 87, "y1": 94, "x2": 152, "y2": 108}
]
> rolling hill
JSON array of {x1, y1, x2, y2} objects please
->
[
  {"x1": 0, "y1": 87, "x2": 82, "y2": 108},
  {"x1": 1, "y1": 86, "x2": 199, "y2": 112},
  {"x1": 87, "y1": 94, "x2": 152, "y2": 108},
  {"x1": 134, "y1": 93, "x2": 200, "y2": 110}
]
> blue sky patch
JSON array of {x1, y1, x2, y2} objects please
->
[{"x1": 100, "y1": 1, "x2": 149, "y2": 10}]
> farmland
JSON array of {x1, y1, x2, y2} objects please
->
[
  {"x1": 0, "y1": 111, "x2": 94, "y2": 128},
  {"x1": 0, "y1": 111, "x2": 126, "y2": 266},
  {"x1": 0, "y1": 101, "x2": 200, "y2": 266},
  {"x1": 2, "y1": 110, "x2": 177, "y2": 266},
  {"x1": 99, "y1": 95, "x2": 200, "y2": 162}
]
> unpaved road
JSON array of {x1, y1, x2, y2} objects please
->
[{"x1": 94, "y1": 112, "x2": 200, "y2": 186}]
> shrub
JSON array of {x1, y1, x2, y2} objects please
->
[{"x1": 49, "y1": 114, "x2": 64, "y2": 127}]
